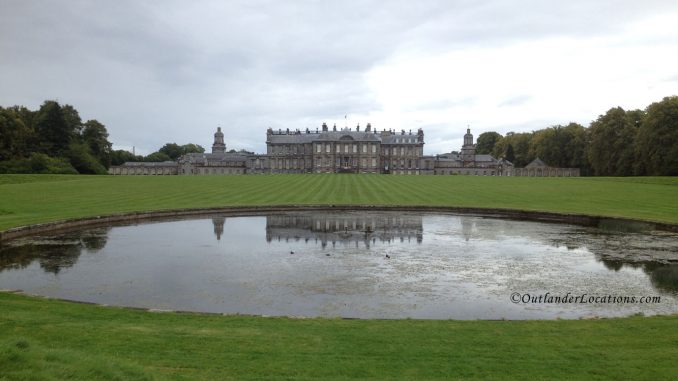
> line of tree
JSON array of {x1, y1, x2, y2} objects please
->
[
  {"x1": 0, "y1": 100, "x2": 112, "y2": 174},
  {"x1": 2, "y1": 96, "x2": 676, "y2": 175},
  {"x1": 474, "y1": 96, "x2": 678, "y2": 176},
  {"x1": 110, "y1": 143, "x2": 206, "y2": 166},
  {"x1": 0, "y1": 100, "x2": 207, "y2": 173}
]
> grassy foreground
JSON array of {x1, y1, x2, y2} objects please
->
[
  {"x1": 1, "y1": 292, "x2": 677, "y2": 380},
  {"x1": 1, "y1": 174, "x2": 678, "y2": 380},
  {"x1": 0, "y1": 174, "x2": 677, "y2": 231}
]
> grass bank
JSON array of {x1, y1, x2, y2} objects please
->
[
  {"x1": 0, "y1": 174, "x2": 677, "y2": 231},
  {"x1": 1, "y1": 292, "x2": 677, "y2": 380}
]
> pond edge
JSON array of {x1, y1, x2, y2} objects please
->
[{"x1": 1, "y1": 205, "x2": 677, "y2": 242}]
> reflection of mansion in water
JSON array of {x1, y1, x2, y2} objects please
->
[
  {"x1": 110, "y1": 125, "x2": 579, "y2": 176},
  {"x1": 210, "y1": 213, "x2": 477, "y2": 245},
  {"x1": 264, "y1": 213, "x2": 423, "y2": 247},
  {"x1": 209, "y1": 214, "x2": 423, "y2": 247}
]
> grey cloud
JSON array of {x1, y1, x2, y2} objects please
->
[
  {"x1": 1, "y1": 0, "x2": 677, "y2": 154},
  {"x1": 404, "y1": 0, "x2": 677, "y2": 50}
]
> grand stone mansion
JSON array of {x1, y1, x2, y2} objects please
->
[{"x1": 109, "y1": 124, "x2": 580, "y2": 177}]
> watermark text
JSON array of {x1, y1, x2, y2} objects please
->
[{"x1": 510, "y1": 292, "x2": 661, "y2": 305}]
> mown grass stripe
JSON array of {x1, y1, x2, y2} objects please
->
[{"x1": 1, "y1": 174, "x2": 678, "y2": 231}]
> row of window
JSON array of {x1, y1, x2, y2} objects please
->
[
  {"x1": 270, "y1": 216, "x2": 414, "y2": 227},
  {"x1": 383, "y1": 146, "x2": 422, "y2": 157},
  {"x1": 315, "y1": 157, "x2": 379, "y2": 167},
  {"x1": 113, "y1": 168, "x2": 175, "y2": 175},
  {"x1": 184, "y1": 168, "x2": 243, "y2": 174},
  {"x1": 271, "y1": 158, "x2": 310, "y2": 169},
  {"x1": 269, "y1": 143, "x2": 422, "y2": 156},
  {"x1": 385, "y1": 159, "x2": 418, "y2": 169},
  {"x1": 270, "y1": 144, "x2": 313, "y2": 155},
  {"x1": 392, "y1": 137, "x2": 418, "y2": 144},
  {"x1": 204, "y1": 161, "x2": 245, "y2": 166},
  {"x1": 312, "y1": 220, "x2": 416, "y2": 230},
  {"x1": 435, "y1": 170, "x2": 497, "y2": 175},
  {"x1": 314, "y1": 170, "x2": 380, "y2": 174},
  {"x1": 266, "y1": 158, "x2": 421, "y2": 169},
  {"x1": 315, "y1": 143, "x2": 379, "y2": 154}
]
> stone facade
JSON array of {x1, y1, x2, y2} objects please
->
[
  {"x1": 108, "y1": 161, "x2": 178, "y2": 175},
  {"x1": 108, "y1": 124, "x2": 579, "y2": 176},
  {"x1": 266, "y1": 123, "x2": 424, "y2": 174},
  {"x1": 110, "y1": 123, "x2": 427, "y2": 175}
]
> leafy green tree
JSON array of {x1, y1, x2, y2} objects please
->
[
  {"x1": 510, "y1": 133, "x2": 534, "y2": 167},
  {"x1": 0, "y1": 107, "x2": 32, "y2": 161},
  {"x1": 492, "y1": 135, "x2": 508, "y2": 161},
  {"x1": 475, "y1": 132, "x2": 502, "y2": 154},
  {"x1": 144, "y1": 152, "x2": 172, "y2": 162},
  {"x1": 614, "y1": 109, "x2": 643, "y2": 176},
  {"x1": 67, "y1": 142, "x2": 107, "y2": 174},
  {"x1": 0, "y1": 153, "x2": 77, "y2": 174},
  {"x1": 493, "y1": 132, "x2": 533, "y2": 167},
  {"x1": 0, "y1": 100, "x2": 114, "y2": 174},
  {"x1": 588, "y1": 107, "x2": 639, "y2": 176},
  {"x1": 505, "y1": 144, "x2": 515, "y2": 163},
  {"x1": 529, "y1": 123, "x2": 589, "y2": 169},
  {"x1": 8, "y1": 105, "x2": 36, "y2": 131},
  {"x1": 563, "y1": 123, "x2": 591, "y2": 174},
  {"x1": 159, "y1": 143, "x2": 183, "y2": 160},
  {"x1": 590, "y1": 108, "x2": 620, "y2": 175},
  {"x1": 34, "y1": 101, "x2": 72, "y2": 156},
  {"x1": 82, "y1": 120, "x2": 112, "y2": 168},
  {"x1": 158, "y1": 142, "x2": 204, "y2": 160},
  {"x1": 529, "y1": 126, "x2": 566, "y2": 167},
  {"x1": 110, "y1": 150, "x2": 142, "y2": 166},
  {"x1": 180, "y1": 143, "x2": 205, "y2": 155},
  {"x1": 29, "y1": 153, "x2": 78, "y2": 174},
  {"x1": 61, "y1": 104, "x2": 83, "y2": 136},
  {"x1": 8, "y1": 106, "x2": 38, "y2": 155},
  {"x1": 636, "y1": 96, "x2": 678, "y2": 175}
]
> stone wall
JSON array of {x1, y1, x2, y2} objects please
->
[
  {"x1": 513, "y1": 167, "x2": 580, "y2": 177},
  {"x1": 108, "y1": 165, "x2": 178, "y2": 175}
]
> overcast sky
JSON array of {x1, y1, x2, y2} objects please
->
[{"x1": 1, "y1": 1, "x2": 677, "y2": 155}]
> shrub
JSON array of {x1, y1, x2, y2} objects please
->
[{"x1": 0, "y1": 153, "x2": 78, "y2": 174}]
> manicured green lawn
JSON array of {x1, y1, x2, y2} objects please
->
[
  {"x1": 1, "y1": 292, "x2": 677, "y2": 381},
  {"x1": 0, "y1": 174, "x2": 677, "y2": 231},
  {"x1": 1, "y1": 174, "x2": 677, "y2": 380}
]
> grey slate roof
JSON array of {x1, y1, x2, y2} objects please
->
[
  {"x1": 266, "y1": 133, "x2": 317, "y2": 144},
  {"x1": 381, "y1": 134, "x2": 421, "y2": 144},
  {"x1": 435, "y1": 153, "x2": 501, "y2": 163},
  {"x1": 180, "y1": 152, "x2": 249, "y2": 163},
  {"x1": 498, "y1": 158, "x2": 514, "y2": 166},
  {"x1": 266, "y1": 129, "x2": 420, "y2": 144},
  {"x1": 314, "y1": 130, "x2": 381, "y2": 142},
  {"x1": 525, "y1": 157, "x2": 549, "y2": 168},
  {"x1": 121, "y1": 161, "x2": 178, "y2": 167},
  {"x1": 474, "y1": 154, "x2": 498, "y2": 163},
  {"x1": 436, "y1": 152, "x2": 461, "y2": 161}
]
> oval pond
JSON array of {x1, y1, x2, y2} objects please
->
[{"x1": 1, "y1": 211, "x2": 677, "y2": 319}]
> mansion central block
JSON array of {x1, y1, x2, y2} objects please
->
[
  {"x1": 266, "y1": 123, "x2": 423, "y2": 175},
  {"x1": 110, "y1": 123, "x2": 580, "y2": 177}
]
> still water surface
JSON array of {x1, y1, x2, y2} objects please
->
[{"x1": 1, "y1": 211, "x2": 677, "y2": 319}]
